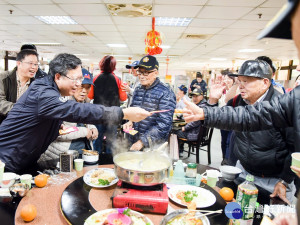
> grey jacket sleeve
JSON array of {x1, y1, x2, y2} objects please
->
[
  {"x1": 0, "y1": 72, "x2": 13, "y2": 116},
  {"x1": 203, "y1": 89, "x2": 295, "y2": 132}
]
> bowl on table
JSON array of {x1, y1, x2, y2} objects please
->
[
  {"x1": 219, "y1": 165, "x2": 242, "y2": 181},
  {"x1": 82, "y1": 150, "x2": 99, "y2": 164},
  {"x1": 9, "y1": 183, "x2": 30, "y2": 198},
  {"x1": 0, "y1": 172, "x2": 18, "y2": 188}
]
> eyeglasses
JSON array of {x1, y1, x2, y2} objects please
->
[
  {"x1": 21, "y1": 61, "x2": 39, "y2": 67},
  {"x1": 63, "y1": 75, "x2": 84, "y2": 83},
  {"x1": 136, "y1": 70, "x2": 156, "y2": 76}
]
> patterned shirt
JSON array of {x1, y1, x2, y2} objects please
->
[{"x1": 16, "y1": 73, "x2": 31, "y2": 100}]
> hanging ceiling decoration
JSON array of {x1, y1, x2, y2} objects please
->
[{"x1": 145, "y1": 17, "x2": 162, "y2": 55}]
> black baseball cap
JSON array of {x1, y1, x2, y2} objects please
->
[
  {"x1": 189, "y1": 88, "x2": 203, "y2": 97},
  {"x1": 126, "y1": 60, "x2": 139, "y2": 69},
  {"x1": 257, "y1": 0, "x2": 299, "y2": 40},
  {"x1": 230, "y1": 60, "x2": 273, "y2": 79},
  {"x1": 134, "y1": 55, "x2": 159, "y2": 71}
]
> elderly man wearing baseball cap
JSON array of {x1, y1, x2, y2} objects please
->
[
  {"x1": 123, "y1": 55, "x2": 176, "y2": 151},
  {"x1": 176, "y1": 84, "x2": 191, "y2": 109},
  {"x1": 181, "y1": 1, "x2": 300, "y2": 223}
]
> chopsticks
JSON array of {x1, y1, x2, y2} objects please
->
[{"x1": 150, "y1": 109, "x2": 171, "y2": 114}]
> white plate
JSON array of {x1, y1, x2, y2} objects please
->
[
  {"x1": 168, "y1": 185, "x2": 216, "y2": 208},
  {"x1": 83, "y1": 168, "x2": 118, "y2": 188},
  {"x1": 84, "y1": 208, "x2": 154, "y2": 225},
  {"x1": 161, "y1": 209, "x2": 210, "y2": 225}
]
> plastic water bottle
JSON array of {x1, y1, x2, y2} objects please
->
[
  {"x1": 173, "y1": 160, "x2": 185, "y2": 184},
  {"x1": 233, "y1": 174, "x2": 258, "y2": 225}
]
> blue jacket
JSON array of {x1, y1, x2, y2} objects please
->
[
  {"x1": 0, "y1": 76, "x2": 123, "y2": 172},
  {"x1": 130, "y1": 78, "x2": 176, "y2": 148},
  {"x1": 190, "y1": 79, "x2": 207, "y2": 92}
]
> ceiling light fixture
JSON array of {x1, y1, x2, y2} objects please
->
[
  {"x1": 30, "y1": 42, "x2": 62, "y2": 46},
  {"x1": 210, "y1": 58, "x2": 227, "y2": 61},
  {"x1": 35, "y1": 16, "x2": 77, "y2": 25},
  {"x1": 107, "y1": 44, "x2": 127, "y2": 48},
  {"x1": 156, "y1": 17, "x2": 192, "y2": 27},
  {"x1": 238, "y1": 49, "x2": 264, "y2": 53}
]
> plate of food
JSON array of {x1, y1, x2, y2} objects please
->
[
  {"x1": 84, "y1": 208, "x2": 153, "y2": 225},
  {"x1": 168, "y1": 185, "x2": 216, "y2": 208},
  {"x1": 160, "y1": 209, "x2": 210, "y2": 225},
  {"x1": 83, "y1": 168, "x2": 118, "y2": 188}
]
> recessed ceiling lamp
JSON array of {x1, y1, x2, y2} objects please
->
[
  {"x1": 210, "y1": 58, "x2": 227, "y2": 61},
  {"x1": 156, "y1": 17, "x2": 192, "y2": 27},
  {"x1": 30, "y1": 42, "x2": 62, "y2": 46},
  {"x1": 238, "y1": 49, "x2": 263, "y2": 53},
  {"x1": 35, "y1": 16, "x2": 77, "y2": 24},
  {"x1": 107, "y1": 44, "x2": 127, "y2": 48}
]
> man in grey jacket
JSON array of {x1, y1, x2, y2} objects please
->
[{"x1": 0, "y1": 49, "x2": 38, "y2": 123}]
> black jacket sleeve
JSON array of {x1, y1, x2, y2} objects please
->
[{"x1": 203, "y1": 88, "x2": 296, "y2": 131}]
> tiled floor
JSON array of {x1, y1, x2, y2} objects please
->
[{"x1": 181, "y1": 128, "x2": 223, "y2": 169}]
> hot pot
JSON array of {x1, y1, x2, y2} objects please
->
[{"x1": 113, "y1": 151, "x2": 171, "y2": 186}]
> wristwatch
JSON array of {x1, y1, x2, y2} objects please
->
[{"x1": 278, "y1": 179, "x2": 289, "y2": 188}]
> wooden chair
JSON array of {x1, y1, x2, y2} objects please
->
[{"x1": 179, "y1": 127, "x2": 214, "y2": 164}]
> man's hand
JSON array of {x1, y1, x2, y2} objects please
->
[
  {"x1": 181, "y1": 127, "x2": 185, "y2": 132},
  {"x1": 123, "y1": 107, "x2": 151, "y2": 122},
  {"x1": 91, "y1": 128, "x2": 98, "y2": 140},
  {"x1": 291, "y1": 166, "x2": 300, "y2": 178},
  {"x1": 121, "y1": 83, "x2": 130, "y2": 93},
  {"x1": 182, "y1": 99, "x2": 205, "y2": 123},
  {"x1": 273, "y1": 213, "x2": 298, "y2": 225},
  {"x1": 209, "y1": 75, "x2": 226, "y2": 104},
  {"x1": 130, "y1": 140, "x2": 144, "y2": 151},
  {"x1": 123, "y1": 121, "x2": 133, "y2": 131},
  {"x1": 270, "y1": 181, "x2": 290, "y2": 205},
  {"x1": 86, "y1": 128, "x2": 93, "y2": 140}
]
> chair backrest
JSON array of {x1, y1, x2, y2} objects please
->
[{"x1": 196, "y1": 126, "x2": 214, "y2": 146}]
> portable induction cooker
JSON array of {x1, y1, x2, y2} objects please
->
[{"x1": 111, "y1": 180, "x2": 169, "y2": 214}]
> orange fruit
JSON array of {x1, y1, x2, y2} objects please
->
[
  {"x1": 34, "y1": 174, "x2": 48, "y2": 188},
  {"x1": 20, "y1": 204, "x2": 37, "y2": 222},
  {"x1": 219, "y1": 187, "x2": 234, "y2": 202}
]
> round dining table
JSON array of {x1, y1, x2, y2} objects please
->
[{"x1": 0, "y1": 164, "x2": 228, "y2": 225}]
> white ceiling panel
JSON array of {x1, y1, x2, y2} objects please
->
[
  {"x1": 156, "y1": 0, "x2": 207, "y2": 5},
  {"x1": 117, "y1": 25, "x2": 149, "y2": 32},
  {"x1": 113, "y1": 17, "x2": 151, "y2": 26},
  {"x1": 0, "y1": 5, "x2": 28, "y2": 15},
  {"x1": 84, "y1": 24, "x2": 118, "y2": 32},
  {"x1": 5, "y1": 0, "x2": 52, "y2": 4},
  {"x1": 229, "y1": 20, "x2": 268, "y2": 29},
  {"x1": 260, "y1": 0, "x2": 286, "y2": 8},
  {"x1": 218, "y1": 28, "x2": 259, "y2": 36},
  {"x1": 210, "y1": 34, "x2": 244, "y2": 41},
  {"x1": 14, "y1": 5, "x2": 67, "y2": 16},
  {"x1": 53, "y1": 0, "x2": 103, "y2": 3},
  {"x1": 242, "y1": 7, "x2": 282, "y2": 21},
  {"x1": 184, "y1": 27, "x2": 221, "y2": 34},
  {"x1": 189, "y1": 19, "x2": 235, "y2": 28},
  {"x1": 198, "y1": 6, "x2": 253, "y2": 19},
  {"x1": 72, "y1": 16, "x2": 114, "y2": 24},
  {"x1": 153, "y1": 5, "x2": 202, "y2": 17},
  {"x1": 207, "y1": 0, "x2": 265, "y2": 7},
  {"x1": 5, "y1": 16, "x2": 43, "y2": 24},
  {"x1": 51, "y1": 24, "x2": 87, "y2": 31},
  {"x1": 59, "y1": 4, "x2": 109, "y2": 16}
]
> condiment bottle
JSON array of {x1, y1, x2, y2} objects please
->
[
  {"x1": 185, "y1": 163, "x2": 197, "y2": 178},
  {"x1": 173, "y1": 160, "x2": 185, "y2": 179}
]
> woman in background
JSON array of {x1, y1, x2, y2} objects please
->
[{"x1": 88, "y1": 55, "x2": 127, "y2": 154}]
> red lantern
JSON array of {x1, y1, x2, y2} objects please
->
[{"x1": 145, "y1": 17, "x2": 163, "y2": 55}]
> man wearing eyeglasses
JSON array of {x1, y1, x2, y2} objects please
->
[
  {"x1": 123, "y1": 55, "x2": 176, "y2": 151},
  {"x1": 0, "y1": 53, "x2": 151, "y2": 173},
  {"x1": 0, "y1": 49, "x2": 39, "y2": 124}
]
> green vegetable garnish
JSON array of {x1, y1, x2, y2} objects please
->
[
  {"x1": 98, "y1": 179, "x2": 110, "y2": 185},
  {"x1": 183, "y1": 190, "x2": 198, "y2": 202},
  {"x1": 122, "y1": 208, "x2": 131, "y2": 216}
]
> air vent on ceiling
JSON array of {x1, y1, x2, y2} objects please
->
[
  {"x1": 106, "y1": 4, "x2": 152, "y2": 17},
  {"x1": 181, "y1": 34, "x2": 212, "y2": 39},
  {"x1": 67, "y1": 31, "x2": 92, "y2": 36}
]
